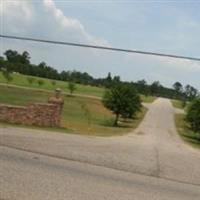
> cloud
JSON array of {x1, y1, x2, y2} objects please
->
[
  {"x1": 42, "y1": 0, "x2": 110, "y2": 46},
  {"x1": 0, "y1": 0, "x2": 33, "y2": 21},
  {"x1": 0, "y1": 0, "x2": 34, "y2": 35}
]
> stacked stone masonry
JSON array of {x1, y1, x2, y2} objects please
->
[{"x1": 0, "y1": 102, "x2": 63, "y2": 127}]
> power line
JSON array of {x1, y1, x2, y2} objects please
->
[{"x1": 0, "y1": 34, "x2": 200, "y2": 62}]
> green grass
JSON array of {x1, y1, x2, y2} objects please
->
[
  {"x1": 0, "y1": 72, "x2": 104, "y2": 98},
  {"x1": 141, "y1": 95, "x2": 156, "y2": 103},
  {"x1": 175, "y1": 114, "x2": 200, "y2": 149},
  {"x1": 0, "y1": 72, "x2": 156, "y2": 103},
  {"x1": 171, "y1": 99, "x2": 184, "y2": 109},
  {"x1": 0, "y1": 85, "x2": 147, "y2": 136}
]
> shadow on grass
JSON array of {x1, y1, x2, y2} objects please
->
[
  {"x1": 65, "y1": 94, "x2": 75, "y2": 98},
  {"x1": 0, "y1": 121, "x2": 72, "y2": 134},
  {"x1": 100, "y1": 118, "x2": 132, "y2": 128},
  {"x1": 182, "y1": 133, "x2": 200, "y2": 145}
]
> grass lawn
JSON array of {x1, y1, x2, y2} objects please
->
[
  {"x1": 0, "y1": 72, "x2": 156, "y2": 103},
  {"x1": 0, "y1": 72, "x2": 104, "y2": 98},
  {"x1": 0, "y1": 85, "x2": 147, "y2": 136},
  {"x1": 171, "y1": 99, "x2": 184, "y2": 109},
  {"x1": 175, "y1": 114, "x2": 200, "y2": 149},
  {"x1": 141, "y1": 95, "x2": 156, "y2": 103}
]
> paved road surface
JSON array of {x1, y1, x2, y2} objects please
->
[{"x1": 1, "y1": 98, "x2": 200, "y2": 199}]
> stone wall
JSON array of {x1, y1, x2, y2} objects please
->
[{"x1": 0, "y1": 102, "x2": 63, "y2": 127}]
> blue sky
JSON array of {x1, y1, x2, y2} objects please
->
[{"x1": 0, "y1": 0, "x2": 200, "y2": 89}]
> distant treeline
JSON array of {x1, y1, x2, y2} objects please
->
[{"x1": 0, "y1": 49, "x2": 199, "y2": 100}]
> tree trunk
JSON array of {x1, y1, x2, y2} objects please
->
[{"x1": 114, "y1": 113, "x2": 119, "y2": 126}]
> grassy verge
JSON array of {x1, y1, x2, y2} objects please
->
[
  {"x1": 171, "y1": 99, "x2": 184, "y2": 109},
  {"x1": 175, "y1": 114, "x2": 200, "y2": 149},
  {"x1": 0, "y1": 72, "x2": 156, "y2": 103},
  {"x1": 0, "y1": 85, "x2": 147, "y2": 136},
  {"x1": 141, "y1": 95, "x2": 156, "y2": 103}
]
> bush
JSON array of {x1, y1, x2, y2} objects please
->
[
  {"x1": 27, "y1": 77, "x2": 35, "y2": 85},
  {"x1": 186, "y1": 98, "x2": 200, "y2": 133},
  {"x1": 68, "y1": 81, "x2": 76, "y2": 95},
  {"x1": 37, "y1": 79, "x2": 44, "y2": 87}
]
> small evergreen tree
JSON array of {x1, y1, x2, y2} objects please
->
[{"x1": 68, "y1": 81, "x2": 76, "y2": 95}]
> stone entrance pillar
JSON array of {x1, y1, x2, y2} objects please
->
[{"x1": 48, "y1": 88, "x2": 64, "y2": 126}]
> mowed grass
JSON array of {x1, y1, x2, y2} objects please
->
[
  {"x1": 0, "y1": 85, "x2": 147, "y2": 136},
  {"x1": 0, "y1": 72, "x2": 156, "y2": 103},
  {"x1": 171, "y1": 99, "x2": 184, "y2": 109},
  {"x1": 175, "y1": 114, "x2": 200, "y2": 149},
  {"x1": 141, "y1": 95, "x2": 156, "y2": 103},
  {"x1": 0, "y1": 72, "x2": 104, "y2": 98}
]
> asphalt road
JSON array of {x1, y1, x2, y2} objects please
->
[{"x1": 1, "y1": 98, "x2": 200, "y2": 199}]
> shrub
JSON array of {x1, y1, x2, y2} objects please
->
[
  {"x1": 186, "y1": 98, "x2": 200, "y2": 134},
  {"x1": 51, "y1": 80, "x2": 56, "y2": 86},
  {"x1": 37, "y1": 79, "x2": 44, "y2": 87},
  {"x1": 27, "y1": 77, "x2": 35, "y2": 85},
  {"x1": 68, "y1": 81, "x2": 76, "y2": 95}
]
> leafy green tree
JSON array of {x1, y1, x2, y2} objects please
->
[
  {"x1": 27, "y1": 77, "x2": 35, "y2": 85},
  {"x1": 68, "y1": 81, "x2": 76, "y2": 95},
  {"x1": 150, "y1": 81, "x2": 162, "y2": 96},
  {"x1": 173, "y1": 82, "x2": 183, "y2": 99},
  {"x1": 186, "y1": 98, "x2": 200, "y2": 136},
  {"x1": 102, "y1": 83, "x2": 141, "y2": 126},
  {"x1": 4, "y1": 50, "x2": 30, "y2": 64},
  {"x1": 184, "y1": 84, "x2": 198, "y2": 101},
  {"x1": 105, "y1": 72, "x2": 112, "y2": 88},
  {"x1": 37, "y1": 79, "x2": 44, "y2": 87},
  {"x1": 137, "y1": 79, "x2": 149, "y2": 96},
  {"x1": 173, "y1": 82, "x2": 183, "y2": 93}
]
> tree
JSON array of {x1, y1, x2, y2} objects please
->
[
  {"x1": 173, "y1": 82, "x2": 183, "y2": 98},
  {"x1": 4, "y1": 49, "x2": 30, "y2": 64},
  {"x1": 37, "y1": 79, "x2": 44, "y2": 87},
  {"x1": 184, "y1": 84, "x2": 198, "y2": 101},
  {"x1": 105, "y1": 72, "x2": 112, "y2": 88},
  {"x1": 186, "y1": 98, "x2": 200, "y2": 136},
  {"x1": 102, "y1": 83, "x2": 141, "y2": 126},
  {"x1": 27, "y1": 77, "x2": 35, "y2": 85},
  {"x1": 173, "y1": 82, "x2": 183, "y2": 93},
  {"x1": 150, "y1": 81, "x2": 162, "y2": 96},
  {"x1": 68, "y1": 81, "x2": 76, "y2": 95},
  {"x1": 21, "y1": 51, "x2": 30, "y2": 64},
  {"x1": 137, "y1": 79, "x2": 148, "y2": 96},
  {"x1": 4, "y1": 50, "x2": 19, "y2": 63}
]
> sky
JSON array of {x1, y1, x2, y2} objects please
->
[{"x1": 0, "y1": 0, "x2": 200, "y2": 89}]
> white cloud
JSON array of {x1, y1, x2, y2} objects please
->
[
  {"x1": 0, "y1": 0, "x2": 33, "y2": 20},
  {"x1": 42, "y1": 0, "x2": 109, "y2": 46},
  {"x1": 0, "y1": 0, "x2": 34, "y2": 35}
]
